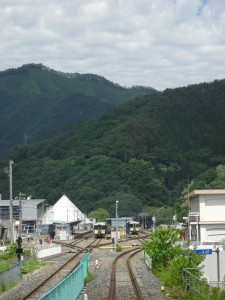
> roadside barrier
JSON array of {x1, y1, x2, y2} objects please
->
[
  {"x1": 35, "y1": 243, "x2": 61, "y2": 258},
  {"x1": 39, "y1": 252, "x2": 90, "y2": 300}
]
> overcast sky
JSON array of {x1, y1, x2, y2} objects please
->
[{"x1": 0, "y1": 0, "x2": 224, "y2": 90}]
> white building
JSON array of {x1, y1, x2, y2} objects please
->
[
  {"x1": 0, "y1": 195, "x2": 46, "y2": 234},
  {"x1": 186, "y1": 189, "x2": 225, "y2": 242},
  {"x1": 40, "y1": 194, "x2": 91, "y2": 228}
]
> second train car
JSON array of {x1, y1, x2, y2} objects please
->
[
  {"x1": 93, "y1": 222, "x2": 108, "y2": 238},
  {"x1": 127, "y1": 221, "x2": 140, "y2": 234}
]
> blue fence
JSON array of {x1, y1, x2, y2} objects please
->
[
  {"x1": 39, "y1": 252, "x2": 90, "y2": 300},
  {"x1": 0, "y1": 256, "x2": 33, "y2": 291}
]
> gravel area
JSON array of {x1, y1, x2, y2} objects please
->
[
  {"x1": 82, "y1": 247, "x2": 172, "y2": 300},
  {"x1": 0, "y1": 261, "x2": 64, "y2": 300},
  {"x1": 0, "y1": 241, "x2": 172, "y2": 300},
  {"x1": 0, "y1": 251, "x2": 75, "y2": 300}
]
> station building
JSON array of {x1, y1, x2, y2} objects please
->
[
  {"x1": 40, "y1": 194, "x2": 92, "y2": 237},
  {"x1": 0, "y1": 193, "x2": 47, "y2": 240},
  {"x1": 0, "y1": 193, "x2": 92, "y2": 240},
  {"x1": 105, "y1": 217, "x2": 133, "y2": 241},
  {"x1": 185, "y1": 189, "x2": 225, "y2": 242}
]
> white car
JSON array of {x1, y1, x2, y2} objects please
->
[{"x1": 189, "y1": 241, "x2": 223, "y2": 251}]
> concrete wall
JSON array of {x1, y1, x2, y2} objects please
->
[
  {"x1": 203, "y1": 251, "x2": 225, "y2": 282},
  {"x1": 200, "y1": 224, "x2": 225, "y2": 242},
  {"x1": 0, "y1": 256, "x2": 33, "y2": 291},
  {"x1": 200, "y1": 195, "x2": 225, "y2": 221},
  {"x1": 35, "y1": 243, "x2": 61, "y2": 259}
]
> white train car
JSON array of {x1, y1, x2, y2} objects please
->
[
  {"x1": 127, "y1": 221, "x2": 140, "y2": 234},
  {"x1": 93, "y1": 222, "x2": 107, "y2": 238}
]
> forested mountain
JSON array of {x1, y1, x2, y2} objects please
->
[
  {"x1": 0, "y1": 63, "x2": 155, "y2": 158},
  {"x1": 1, "y1": 78, "x2": 225, "y2": 223}
]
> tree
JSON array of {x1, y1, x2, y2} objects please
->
[
  {"x1": 211, "y1": 165, "x2": 225, "y2": 188},
  {"x1": 142, "y1": 226, "x2": 205, "y2": 294},
  {"x1": 142, "y1": 226, "x2": 182, "y2": 272},
  {"x1": 143, "y1": 206, "x2": 174, "y2": 225},
  {"x1": 88, "y1": 208, "x2": 109, "y2": 222},
  {"x1": 159, "y1": 248, "x2": 204, "y2": 289},
  {"x1": 96, "y1": 192, "x2": 142, "y2": 217}
]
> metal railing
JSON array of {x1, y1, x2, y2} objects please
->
[
  {"x1": 188, "y1": 213, "x2": 200, "y2": 223},
  {"x1": 39, "y1": 252, "x2": 90, "y2": 300},
  {"x1": 183, "y1": 268, "x2": 225, "y2": 299},
  {"x1": 144, "y1": 252, "x2": 152, "y2": 269},
  {"x1": 182, "y1": 268, "x2": 206, "y2": 297}
]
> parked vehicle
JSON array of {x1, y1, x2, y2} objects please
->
[
  {"x1": 93, "y1": 222, "x2": 108, "y2": 238},
  {"x1": 189, "y1": 241, "x2": 224, "y2": 251},
  {"x1": 127, "y1": 221, "x2": 140, "y2": 234}
]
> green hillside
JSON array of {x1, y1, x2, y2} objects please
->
[
  {"x1": 0, "y1": 64, "x2": 155, "y2": 158},
  {"x1": 1, "y1": 79, "x2": 225, "y2": 222}
]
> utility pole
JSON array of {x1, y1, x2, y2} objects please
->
[
  {"x1": 18, "y1": 192, "x2": 22, "y2": 237},
  {"x1": 152, "y1": 216, "x2": 156, "y2": 233},
  {"x1": 215, "y1": 248, "x2": 220, "y2": 286},
  {"x1": 115, "y1": 201, "x2": 119, "y2": 249},
  {"x1": 9, "y1": 160, "x2": 14, "y2": 243}
]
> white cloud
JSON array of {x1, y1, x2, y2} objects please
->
[{"x1": 0, "y1": 0, "x2": 225, "y2": 90}]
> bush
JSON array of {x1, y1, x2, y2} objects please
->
[
  {"x1": 157, "y1": 249, "x2": 204, "y2": 289},
  {"x1": 21, "y1": 259, "x2": 47, "y2": 274},
  {"x1": 142, "y1": 226, "x2": 206, "y2": 299},
  {"x1": 142, "y1": 226, "x2": 183, "y2": 272},
  {"x1": 116, "y1": 244, "x2": 122, "y2": 252},
  {"x1": 84, "y1": 271, "x2": 94, "y2": 285}
]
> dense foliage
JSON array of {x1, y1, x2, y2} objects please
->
[
  {"x1": 1, "y1": 78, "x2": 225, "y2": 218},
  {"x1": 0, "y1": 243, "x2": 30, "y2": 272},
  {"x1": 142, "y1": 227, "x2": 225, "y2": 300},
  {"x1": 88, "y1": 208, "x2": 110, "y2": 222},
  {"x1": 0, "y1": 63, "x2": 155, "y2": 158},
  {"x1": 142, "y1": 226, "x2": 185, "y2": 271}
]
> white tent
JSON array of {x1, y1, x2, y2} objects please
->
[{"x1": 40, "y1": 194, "x2": 90, "y2": 225}]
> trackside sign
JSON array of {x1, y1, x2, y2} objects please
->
[{"x1": 195, "y1": 249, "x2": 212, "y2": 255}]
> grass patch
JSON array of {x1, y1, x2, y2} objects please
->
[
  {"x1": 21, "y1": 259, "x2": 48, "y2": 274},
  {"x1": 0, "y1": 281, "x2": 15, "y2": 295},
  {"x1": 116, "y1": 245, "x2": 122, "y2": 252},
  {"x1": 84, "y1": 271, "x2": 94, "y2": 285}
]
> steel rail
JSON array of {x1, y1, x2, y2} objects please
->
[
  {"x1": 107, "y1": 247, "x2": 141, "y2": 300},
  {"x1": 22, "y1": 249, "x2": 86, "y2": 300},
  {"x1": 126, "y1": 249, "x2": 144, "y2": 299}
]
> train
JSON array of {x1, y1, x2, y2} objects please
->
[
  {"x1": 40, "y1": 224, "x2": 56, "y2": 238},
  {"x1": 126, "y1": 220, "x2": 140, "y2": 234},
  {"x1": 135, "y1": 214, "x2": 153, "y2": 229},
  {"x1": 93, "y1": 222, "x2": 108, "y2": 238}
]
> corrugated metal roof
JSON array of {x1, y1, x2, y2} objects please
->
[{"x1": 0, "y1": 199, "x2": 45, "y2": 206}]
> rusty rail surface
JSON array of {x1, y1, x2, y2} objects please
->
[
  {"x1": 22, "y1": 250, "x2": 85, "y2": 300},
  {"x1": 108, "y1": 247, "x2": 144, "y2": 300}
]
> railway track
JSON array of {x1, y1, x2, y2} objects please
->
[
  {"x1": 22, "y1": 250, "x2": 86, "y2": 300},
  {"x1": 21, "y1": 232, "x2": 97, "y2": 299},
  {"x1": 108, "y1": 247, "x2": 144, "y2": 300},
  {"x1": 51, "y1": 230, "x2": 94, "y2": 247},
  {"x1": 53, "y1": 236, "x2": 103, "y2": 251},
  {"x1": 22, "y1": 231, "x2": 149, "y2": 299}
]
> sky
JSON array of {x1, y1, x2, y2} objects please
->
[{"x1": 0, "y1": 0, "x2": 225, "y2": 90}]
